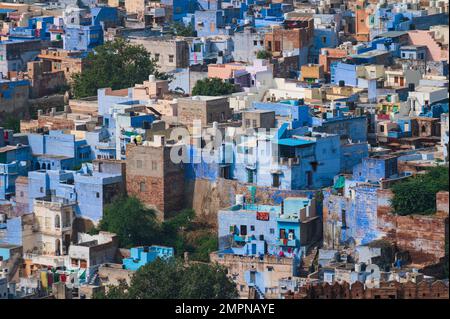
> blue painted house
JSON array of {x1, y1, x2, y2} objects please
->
[
  {"x1": 122, "y1": 246, "x2": 174, "y2": 271},
  {"x1": 27, "y1": 130, "x2": 92, "y2": 170}
]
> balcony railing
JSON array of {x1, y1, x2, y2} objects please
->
[{"x1": 277, "y1": 239, "x2": 298, "y2": 247}]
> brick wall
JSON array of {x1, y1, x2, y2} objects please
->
[
  {"x1": 126, "y1": 144, "x2": 184, "y2": 220},
  {"x1": 284, "y1": 280, "x2": 449, "y2": 299},
  {"x1": 377, "y1": 190, "x2": 449, "y2": 265}
]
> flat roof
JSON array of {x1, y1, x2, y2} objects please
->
[
  {"x1": 350, "y1": 50, "x2": 390, "y2": 58},
  {"x1": 401, "y1": 45, "x2": 427, "y2": 50},
  {"x1": 277, "y1": 138, "x2": 315, "y2": 147},
  {"x1": 375, "y1": 31, "x2": 408, "y2": 39}
]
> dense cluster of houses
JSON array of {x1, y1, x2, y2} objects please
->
[{"x1": 0, "y1": 0, "x2": 449, "y2": 299}]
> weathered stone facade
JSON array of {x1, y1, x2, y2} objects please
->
[
  {"x1": 186, "y1": 177, "x2": 315, "y2": 226},
  {"x1": 284, "y1": 280, "x2": 449, "y2": 299},
  {"x1": 126, "y1": 143, "x2": 185, "y2": 220},
  {"x1": 377, "y1": 190, "x2": 449, "y2": 265}
]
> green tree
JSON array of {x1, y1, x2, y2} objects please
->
[
  {"x1": 97, "y1": 259, "x2": 238, "y2": 299},
  {"x1": 390, "y1": 166, "x2": 449, "y2": 216},
  {"x1": 98, "y1": 196, "x2": 161, "y2": 248},
  {"x1": 192, "y1": 78, "x2": 236, "y2": 96},
  {"x1": 256, "y1": 50, "x2": 272, "y2": 59},
  {"x1": 171, "y1": 22, "x2": 197, "y2": 37},
  {"x1": 1, "y1": 114, "x2": 20, "y2": 133},
  {"x1": 72, "y1": 38, "x2": 167, "y2": 98}
]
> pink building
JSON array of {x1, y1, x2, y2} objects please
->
[
  {"x1": 408, "y1": 30, "x2": 449, "y2": 62},
  {"x1": 207, "y1": 63, "x2": 246, "y2": 80}
]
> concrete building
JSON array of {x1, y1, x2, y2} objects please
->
[
  {"x1": 129, "y1": 37, "x2": 189, "y2": 72},
  {"x1": 122, "y1": 245, "x2": 174, "y2": 271},
  {"x1": 177, "y1": 95, "x2": 231, "y2": 128},
  {"x1": 0, "y1": 39, "x2": 44, "y2": 75},
  {"x1": 232, "y1": 27, "x2": 266, "y2": 63},
  {"x1": 0, "y1": 78, "x2": 29, "y2": 118},
  {"x1": 241, "y1": 110, "x2": 275, "y2": 130},
  {"x1": 68, "y1": 232, "x2": 118, "y2": 279},
  {"x1": 27, "y1": 130, "x2": 92, "y2": 171},
  {"x1": 126, "y1": 138, "x2": 185, "y2": 220}
]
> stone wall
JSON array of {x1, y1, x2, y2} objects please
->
[
  {"x1": 377, "y1": 190, "x2": 449, "y2": 265},
  {"x1": 284, "y1": 280, "x2": 449, "y2": 299},
  {"x1": 185, "y1": 178, "x2": 315, "y2": 226}
]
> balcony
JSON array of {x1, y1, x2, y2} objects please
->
[
  {"x1": 23, "y1": 253, "x2": 69, "y2": 268},
  {"x1": 277, "y1": 238, "x2": 299, "y2": 247}
]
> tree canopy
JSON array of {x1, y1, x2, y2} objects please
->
[
  {"x1": 71, "y1": 38, "x2": 166, "y2": 98},
  {"x1": 98, "y1": 196, "x2": 161, "y2": 248},
  {"x1": 192, "y1": 77, "x2": 236, "y2": 96},
  {"x1": 95, "y1": 258, "x2": 238, "y2": 299},
  {"x1": 96, "y1": 197, "x2": 217, "y2": 262},
  {"x1": 256, "y1": 50, "x2": 272, "y2": 59},
  {"x1": 171, "y1": 22, "x2": 197, "y2": 37},
  {"x1": 390, "y1": 166, "x2": 449, "y2": 216}
]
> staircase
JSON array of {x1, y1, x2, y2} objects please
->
[
  {"x1": 88, "y1": 272, "x2": 99, "y2": 286},
  {"x1": 299, "y1": 247, "x2": 318, "y2": 276},
  {"x1": 254, "y1": 285, "x2": 265, "y2": 299}
]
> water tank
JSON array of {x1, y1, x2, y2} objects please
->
[
  {"x1": 236, "y1": 194, "x2": 245, "y2": 206},
  {"x1": 148, "y1": 74, "x2": 156, "y2": 82}
]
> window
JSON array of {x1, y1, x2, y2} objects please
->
[
  {"x1": 154, "y1": 53, "x2": 160, "y2": 61},
  {"x1": 250, "y1": 225, "x2": 255, "y2": 231},
  {"x1": 341, "y1": 209, "x2": 347, "y2": 228},
  {"x1": 247, "y1": 169, "x2": 253, "y2": 183},
  {"x1": 240, "y1": 225, "x2": 247, "y2": 236},
  {"x1": 20, "y1": 191, "x2": 24, "y2": 197},
  {"x1": 96, "y1": 192, "x2": 100, "y2": 198},
  {"x1": 274, "y1": 41, "x2": 281, "y2": 52},
  {"x1": 272, "y1": 174, "x2": 280, "y2": 187},
  {"x1": 252, "y1": 120, "x2": 257, "y2": 127},
  {"x1": 140, "y1": 182, "x2": 146, "y2": 192},
  {"x1": 40, "y1": 187, "x2": 44, "y2": 193},
  {"x1": 253, "y1": 40, "x2": 257, "y2": 46},
  {"x1": 168, "y1": 55, "x2": 174, "y2": 63},
  {"x1": 379, "y1": 125, "x2": 385, "y2": 132},
  {"x1": 245, "y1": 119, "x2": 251, "y2": 127},
  {"x1": 136, "y1": 159, "x2": 143, "y2": 168},
  {"x1": 322, "y1": 36, "x2": 327, "y2": 44},
  {"x1": 151, "y1": 161, "x2": 157, "y2": 170}
]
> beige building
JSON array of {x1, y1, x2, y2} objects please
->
[
  {"x1": 129, "y1": 37, "x2": 189, "y2": 72},
  {"x1": 177, "y1": 96, "x2": 231, "y2": 128},
  {"x1": 300, "y1": 64, "x2": 324, "y2": 82},
  {"x1": 242, "y1": 110, "x2": 276, "y2": 130},
  {"x1": 132, "y1": 75, "x2": 169, "y2": 100},
  {"x1": 210, "y1": 253, "x2": 295, "y2": 299},
  {"x1": 28, "y1": 197, "x2": 75, "y2": 256}
]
